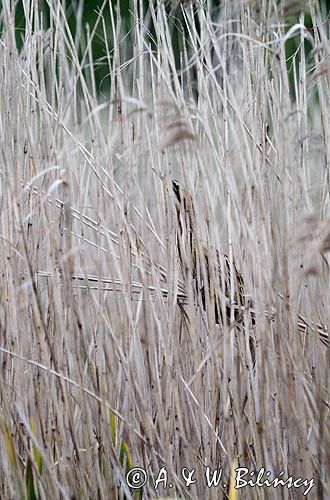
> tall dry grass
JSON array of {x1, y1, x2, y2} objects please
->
[{"x1": 0, "y1": 0, "x2": 329, "y2": 498}]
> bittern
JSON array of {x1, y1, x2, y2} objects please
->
[
  {"x1": 172, "y1": 179, "x2": 329, "y2": 346},
  {"x1": 172, "y1": 179, "x2": 249, "y2": 326}
]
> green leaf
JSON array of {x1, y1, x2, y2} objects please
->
[
  {"x1": 25, "y1": 459, "x2": 38, "y2": 500},
  {"x1": 29, "y1": 418, "x2": 43, "y2": 475}
]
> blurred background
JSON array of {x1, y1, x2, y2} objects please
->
[{"x1": 11, "y1": 0, "x2": 330, "y2": 96}]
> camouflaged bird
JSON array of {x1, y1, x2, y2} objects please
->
[
  {"x1": 172, "y1": 179, "x2": 248, "y2": 325},
  {"x1": 172, "y1": 179, "x2": 328, "y2": 346}
]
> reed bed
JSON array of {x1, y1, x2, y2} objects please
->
[{"x1": 0, "y1": 0, "x2": 329, "y2": 498}]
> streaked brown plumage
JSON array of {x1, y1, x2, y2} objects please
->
[
  {"x1": 172, "y1": 179, "x2": 248, "y2": 325},
  {"x1": 172, "y1": 179, "x2": 329, "y2": 347}
]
